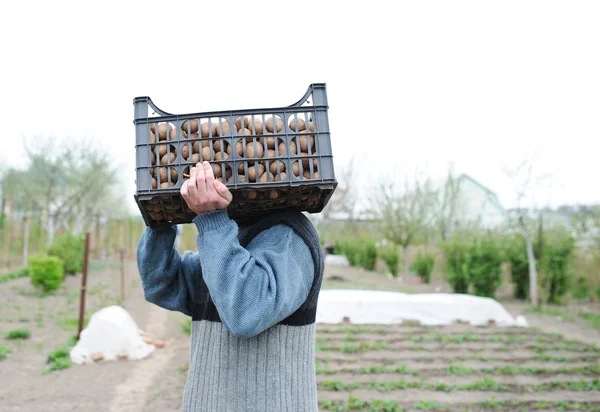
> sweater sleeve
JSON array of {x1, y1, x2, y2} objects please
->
[
  {"x1": 136, "y1": 225, "x2": 199, "y2": 316},
  {"x1": 193, "y1": 209, "x2": 315, "y2": 339}
]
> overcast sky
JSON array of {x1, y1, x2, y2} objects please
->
[{"x1": 1, "y1": 0, "x2": 598, "y2": 215}]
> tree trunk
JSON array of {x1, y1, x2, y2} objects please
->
[
  {"x1": 403, "y1": 244, "x2": 410, "y2": 282},
  {"x1": 22, "y1": 212, "x2": 30, "y2": 267},
  {"x1": 45, "y1": 214, "x2": 57, "y2": 250},
  {"x1": 524, "y1": 232, "x2": 538, "y2": 306}
]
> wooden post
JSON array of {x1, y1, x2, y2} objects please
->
[{"x1": 78, "y1": 232, "x2": 91, "y2": 340}]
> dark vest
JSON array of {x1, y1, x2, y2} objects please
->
[{"x1": 190, "y1": 211, "x2": 324, "y2": 327}]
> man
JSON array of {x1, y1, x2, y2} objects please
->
[{"x1": 137, "y1": 161, "x2": 324, "y2": 412}]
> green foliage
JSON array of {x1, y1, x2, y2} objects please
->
[
  {"x1": 182, "y1": 317, "x2": 192, "y2": 335},
  {"x1": 47, "y1": 232, "x2": 84, "y2": 276},
  {"x1": 411, "y1": 252, "x2": 435, "y2": 284},
  {"x1": 28, "y1": 256, "x2": 64, "y2": 292},
  {"x1": 334, "y1": 237, "x2": 377, "y2": 271},
  {"x1": 0, "y1": 267, "x2": 30, "y2": 284},
  {"x1": 467, "y1": 235, "x2": 503, "y2": 298},
  {"x1": 378, "y1": 245, "x2": 400, "y2": 276},
  {"x1": 539, "y1": 231, "x2": 575, "y2": 304},
  {"x1": 0, "y1": 345, "x2": 11, "y2": 361},
  {"x1": 5, "y1": 328, "x2": 31, "y2": 340},
  {"x1": 44, "y1": 337, "x2": 75, "y2": 374},
  {"x1": 441, "y1": 236, "x2": 470, "y2": 294},
  {"x1": 505, "y1": 233, "x2": 531, "y2": 299}
]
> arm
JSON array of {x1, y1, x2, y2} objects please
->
[
  {"x1": 136, "y1": 225, "x2": 199, "y2": 316},
  {"x1": 194, "y1": 209, "x2": 314, "y2": 339}
]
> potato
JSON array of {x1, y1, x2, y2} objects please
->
[
  {"x1": 226, "y1": 143, "x2": 233, "y2": 156},
  {"x1": 213, "y1": 139, "x2": 224, "y2": 152},
  {"x1": 149, "y1": 167, "x2": 156, "y2": 177},
  {"x1": 238, "y1": 128, "x2": 253, "y2": 143},
  {"x1": 150, "y1": 123, "x2": 156, "y2": 134},
  {"x1": 218, "y1": 120, "x2": 231, "y2": 136},
  {"x1": 303, "y1": 170, "x2": 319, "y2": 180},
  {"x1": 278, "y1": 172, "x2": 288, "y2": 181},
  {"x1": 159, "y1": 167, "x2": 169, "y2": 182},
  {"x1": 225, "y1": 167, "x2": 233, "y2": 180},
  {"x1": 300, "y1": 153, "x2": 311, "y2": 169},
  {"x1": 237, "y1": 174, "x2": 246, "y2": 182},
  {"x1": 308, "y1": 122, "x2": 315, "y2": 132},
  {"x1": 158, "y1": 144, "x2": 168, "y2": 157},
  {"x1": 158, "y1": 123, "x2": 176, "y2": 141},
  {"x1": 192, "y1": 153, "x2": 201, "y2": 163},
  {"x1": 192, "y1": 140, "x2": 209, "y2": 154},
  {"x1": 266, "y1": 149, "x2": 277, "y2": 158},
  {"x1": 160, "y1": 182, "x2": 171, "y2": 189},
  {"x1": 245, "y1": 141, "x2": 264, "y2": 159},
  {"x1": 150, "y1": 150, "x2": 156, "y2": 165},
  {"x1": 150, "y1": 132, "x2": 157, "y2": 144},
  {"x1": 247, "y1": 164, "x2": 265, "y2": 182},
  {"x1": 288, "y1": 117, "x2": 306, "y2": 132},
  {"x1": 247, "y1": 191, "x2": 258, "y2": 200},
  {"x1": 268, "y1": 190, "x2": 279, "y2": 200},
  {"x1": 289, "y1": 140, "x2": 298, "y2": 155},
  {"x1": 152, "y1": 177, "x2": 157, "y2": 189},
  {"x1": 235, "y1": 140, "x2": 244, "y2": 156},
  {"x1": 238, "y1": 162, "x2": 246, "y2": 174},
  {"x1": 160, "y1": 152, "x2": 176, "y2": 165},
  {"x1": 213, "y1": 163, "x2": 222, "y2": 178},
  {"x1": 265, "y1": 116, "x2": 283, "y2": 133},
  {"x1": 250, "y1": 118, "x2": 263, "y2": 134},
  {"x1": 234, "y1": 116, "x2": 250, "y2": 131},
  {"x1": 171, "y1": 168, "x2": 178, "y2": 182},
  {"x1": 201, "y1": 122, "x2": 218, "y2": 138},
  {"x1": 269, "y1": 160, "x2": 286, "y2": 175},
  {"x1": 259, "y1": 133, "x2": 277, "y2": 150},
  {"x1": 214, "y1": 151, "x2": 229, "y2": 161},
  {"x1": 259, "y1": 172, "x2": 275, "y2": 183},
  {"x1": 292, "y1": 162, "x2": 301, "y2": 177},
  {"x1": 298, "y1": 132, "x2": 314, "y2": 152},
  {"x1": 188, "y1": 132, "x2": 200, "y2": 140},
  {"x1": 278, "y1": 141, "x2": 287, "y2": 156},
  {"x1": 181, "y1": 119, "x2": 199, "y2": 134},
  {"x1": 202, "y1": 146, "x2": 212, "y2": 161},
  {"x1": 181, "y1": 144, "x2": 190, "y2": 160}
]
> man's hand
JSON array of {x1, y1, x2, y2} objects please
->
[{"x1": 181, "y1": 162, "x2": 233, "y2": 215}]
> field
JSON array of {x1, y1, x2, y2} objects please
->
[{"x1": 1, "y1": 260, "x2": 599, "y2": 411}]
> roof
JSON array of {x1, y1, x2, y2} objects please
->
[{"x1": 457, "y1": 174, "x2": 505, "y2": 213}]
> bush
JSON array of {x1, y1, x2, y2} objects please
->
[
  {"x1": 411, "y1": 252, "x2": 435, "y2": 284},
  {"x1": 379, "y1": 245, "x2": 400, "y2": 277},
  {"x1": 539, "y1": 232, "x2": 575, "y2": 305},
  {"x1": 505, "y1": 234, "x2": 530, "y2": 299},
  {"x1": 48, "y1": 232, "x2": 84, "y2": 276},
  {"x1": 441, "y1": 236, "x2": 470, "y2": 294},
  {"x1": 468, "y1": 235, "x2": 503, "y2": 298},
  {"x1": 29, "y1": 256, "x2": 64, "y2": 292},
  {"x1": 5, "y1": 328, "x2": 31, "y2": 340},
  {"x1": 334, "y1": 237, "x2": 377, "y2": 271}
]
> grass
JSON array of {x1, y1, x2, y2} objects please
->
[
  {"x1": 182, "y1": 317, "x2": 192, "y2": 335},
  {"x1": 44, "y1": 336, "x2": 78, "y2": 374},
  {"x1": 527, "y1": 306, "x2": 600, "y2": 332},
  {"x1": 5, "y1": 328, "x2": 31, "y2": 340},
  {"x1": 317, "y1": 364, "x2": 419, "y2": 376},
  {"x1": 56, "y1": 317, "x2": 87, "y2": 331},
  {"x1": 0, "y1": 345, "x2": 10, "y2": 361},
  {"x1": 0, "y1": 268, "x2": 29, "y2": 284},
  {"x1": 579, "y1": 311, "x2": 600, "y2": 331}
]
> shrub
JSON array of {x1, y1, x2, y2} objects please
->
[
  {"x1": 539, "y1": 232, "x2": 575, "y2": 305},
  {"x1": 441, "y1": 236, "x2": 470, "y2": 294},
  {"x1": 29, "y1": 256, "x2": 64, "y2": 292},
  {"x1": 468, "y1": 235, "x2": 503, "y2": 298},
  {"x1": 411, "y1": 252, "x2": 435, "y2": 284},
  {"x1": 48, "y1": 232, "x2": 84, "y2": 276},
  {"x1": 379, "y1": 245, "x2": 400, "y2": 277},
  {"x1": 334, "y1": 238, "x2": 377, "y2": 271},
  {"x1": 5, "y1": 328, "x2": 31, "y2": 340},
  {"x1": 505, "y1": 234, "x2": 531, "y2": 300}
]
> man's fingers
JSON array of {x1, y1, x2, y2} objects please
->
[
  {"x1": 180, "y1": 180, "x2": 189, "y2": 200},
  {"x1": 203, "y1": 162, "x2": 217, "y2": 196},
  {"x1": 214, "y1": 179, "x2": 233, "y2": 205},
  {"x1": 196, "y1": 162, "x2": 208, "y2": 199},
  {"x1": 188, "y1": 166, "x2": 198, "y2": 198}
]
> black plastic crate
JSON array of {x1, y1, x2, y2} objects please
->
[{"x1": 133, "y1": 83, "x2": 337, "y2": 227}]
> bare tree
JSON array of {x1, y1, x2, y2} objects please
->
[
  {"x1": 435, "y1": 168, "x2": 462, "y2": 241},
  {"x1": 369, "y1": 173, "x2": 438, "y2": 281},
  {"x1": 320, "y1": 157, "x2": 356, "y2": 220},
  {"x1": 504, "y1": 155, "x2": 552, "y2": 306}
]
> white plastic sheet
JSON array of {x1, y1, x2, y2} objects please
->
[
  {"x1": 70, "y1": 305, "x2": 155, "y2": 364},
  {"x1": 324, "y1": 254, "x2": 350, "y2": 266},
  {"x1": 316, "y1": 289, "x2": 528, "y2": 327}
]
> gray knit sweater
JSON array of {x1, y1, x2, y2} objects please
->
[{"x1": 137, "y1": 210, "x2": 324, "y2": 411}]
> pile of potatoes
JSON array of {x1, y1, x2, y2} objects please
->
[{"x1": 147, "y1": 114, "x2": 320, "y2": 193}]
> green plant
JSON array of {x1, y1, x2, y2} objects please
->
[
  {"x1": 47, "y1": 232, "x2": 84, "y2": 276},
  {"x1": 28, "y1": 255, "x2": 64, "y2": 292},
  {"x1": 182, "y1": 317, "x2": 192, "y2": 335},
  {"x1": 44, "y1": 337, "x2": 76, "y2": 374},
  {"x1": 5, "y1": 328, "x2": 31, "y2": 340},
  {"x1": 0, "y1": 345, "x2": 10, "y2": 361},
  {"x1": 505, "y1": 233, "x2": 531, "y2": 300},
  {"x1": 539, "y1": 231, "x2": 575, "y2": 304},
  {"x1": 441, "y1": 235, "x2": 470, "y2": 293},
  {"x1": 468, "y1": 235, "x2": 503, "y2": 298},
  {"x1": 378, "y1": 244, "x2": 400, "y2": 276},
  {"x1": 334, "y1": 237, "x2": 377, "y2": 271},
  {"x1": 411, "y1": 252, "x2": 435, "y2": 284},
  {"x1": 0, "y1": 267, "x2": 30, "y2": 284}
]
